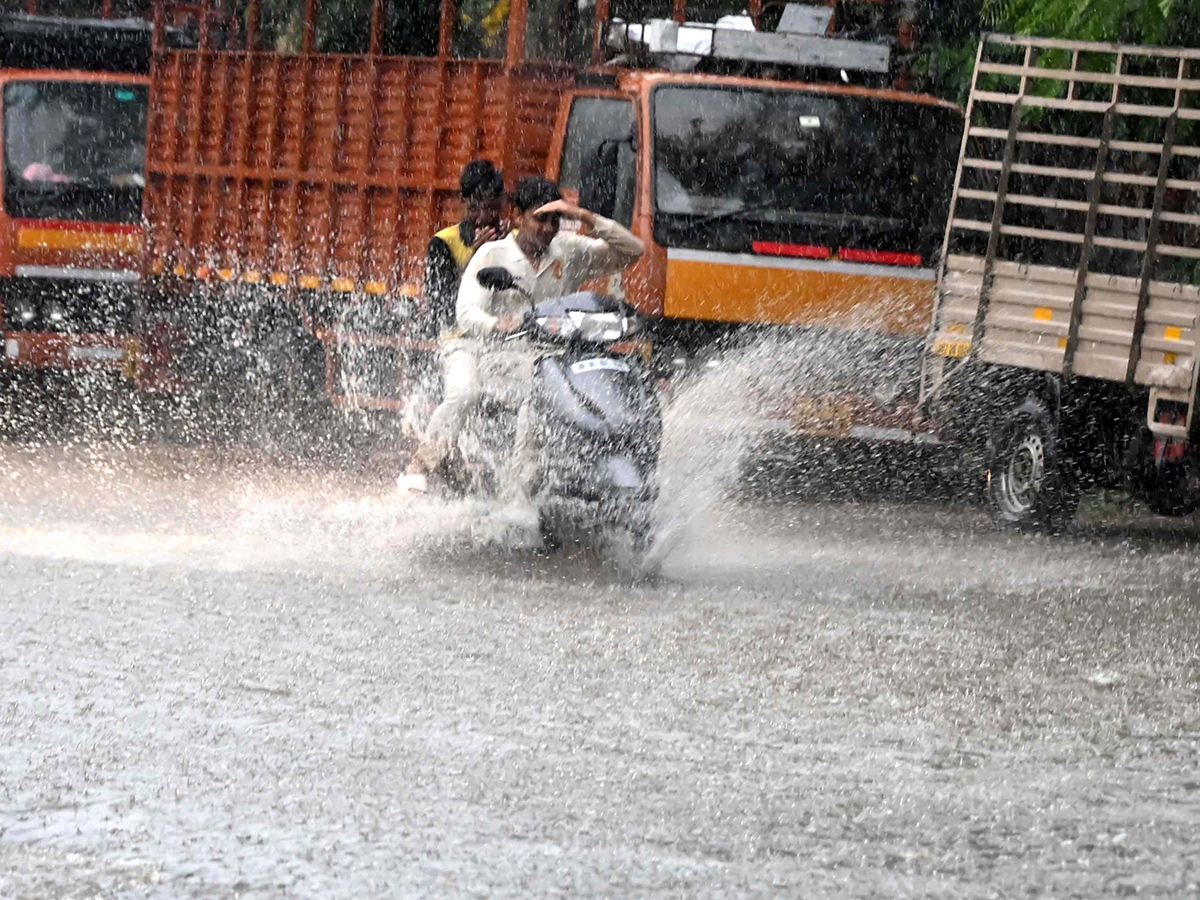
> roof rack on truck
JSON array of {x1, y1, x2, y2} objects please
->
[{"x1": 600, "y1": 0, "x2": 916, "y2": 81}]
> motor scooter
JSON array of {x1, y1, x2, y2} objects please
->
[{"x1": 446, "y1": 265, "x2": 662, "y2": 555}]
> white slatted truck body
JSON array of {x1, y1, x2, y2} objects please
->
[{"x1": 920, "y1": 34, "x2": 1200, "y2": 529}]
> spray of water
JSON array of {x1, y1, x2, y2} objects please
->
[
  {"x1": 643, "y1": 320, "x2": 926, "y2": 574},
  {"x1": 0, "y1": 305, "x2": 931, "y2": 579}
]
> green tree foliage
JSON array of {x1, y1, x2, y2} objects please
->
[
  {"x1": 916, "y1": 0, "x2": 1200, "y2": 101},
  {"x1": 982, "y1": 0, "x2": 1193, "y2": 45}
]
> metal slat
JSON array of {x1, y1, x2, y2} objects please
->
[
  {"x1": 1001, "y1": 224, "x2": 1085, "y2": 244},
  {"x1": 969, "y1": 126, "x2": 1200, "y2": 158},
  {"x1": 955, "y1": 220, "x2": 1087, "y2": 245},
  {"x1": 976, "y1": 61, "x2": 1200, "y2": 91},
  {"x1": 962, "y1": 191, "x2": 1200, "y2": 226},
  {"x1": 280, "y1": 57, "x2": 314, "y2": 277},
  {"x1": 1064, "y1": 100, "x2": 1117, "y2": 377},
  {"x1": 982, "y1": 32, "x2": 1200, "y2": 60},
  {"x1": 974, "y1": 90, "x2": 1200, "y2": 121},
  {"x1": 324, "y1": 59, "x2": 346, "y2": 280},
  {"x1": 229, "y1": 54, "x2": 255, "y2": 269},
  {"x1": 951, "y1": 217, "x2": 991, "y2": 232},
  {"x1": 964, "y1": 158, "x2": 1089, "y2": 180},
  {"x1": 1093, "y1": 235, "x2": 1149, "y2": 252},
  {"x1": 961, "y1": 157, "x2": 1200, "y2": 192},
  {"x1": 1127, "y1": 102, "x2": 1181, "y2": 385},
  {"x1": 960, "y1": 190, "x2": 1085, "y2": 214},
  {"x1": 969, "y1": 44, "x2": 1032, "y2": 361},
  {"x1": 181, "y1": 54, "x2": 211, "y2": 271},
  {"x1": 1157, "y1": 245, "x2": 1200, "y2": 260}
]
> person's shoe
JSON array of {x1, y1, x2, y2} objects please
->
[{"x1": 396, "y1": 471, "x2": 429, "y2": 495}]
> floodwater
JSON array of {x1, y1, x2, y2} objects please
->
[{"x1": 2, "y1": 426, "x2": 1199, "y2": 898}]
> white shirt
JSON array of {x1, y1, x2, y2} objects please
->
[{"x1": 455, "y1": 216, "x2": 644, "y2": 341}]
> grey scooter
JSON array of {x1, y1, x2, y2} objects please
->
[{"x1": 449, "y1": 266, "x2": 663, "y2": 556}]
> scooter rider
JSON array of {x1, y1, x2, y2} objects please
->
[{"x1": 399, "y1": 176, "x2": 644, "y2": 495}]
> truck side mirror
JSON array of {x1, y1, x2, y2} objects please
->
[{"x1": 580, "y1": 139, "x2": 620, "y2": 220}]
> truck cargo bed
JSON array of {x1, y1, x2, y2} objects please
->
[
  {"x1": 144, "y1": 51, "x2": 570, "y2": 295},
  {"x1": 925, "y1": 34, "x2": 1200, "y2": 436}
]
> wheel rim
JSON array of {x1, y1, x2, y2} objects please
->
[{"x1": 995, "y1": 431, "x2": 1045, "y2": 516}]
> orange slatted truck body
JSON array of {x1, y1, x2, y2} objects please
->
[
  {"x1": 142, "y1": 0, "x2": 574, "y2": 409},
  {"x1": 144, "y1": 50, "x2": 572, "y2": 407},
  {"x1": 0, "y1": 14, "x2": 160, "y2": 378}
]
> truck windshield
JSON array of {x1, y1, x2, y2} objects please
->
[
  {"x1": 652, "y1": 85, "x2": 959, "y2": 260},
  {"x1": 3, "y1": 80, "x2": 148, "y2": 224}
]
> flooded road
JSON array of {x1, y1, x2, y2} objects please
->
[{"x1": 2, "y1": 442, "x2": 1199, "y2": 898}]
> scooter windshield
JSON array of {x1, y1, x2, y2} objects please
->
[
  {"x1": 532, "y1": 291, "x2": 625, "y2": 319},
  {"x1": 533, "y1": 292, "x2": 637, "y2": 344}
]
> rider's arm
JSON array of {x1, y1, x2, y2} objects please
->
[
  {"x1": 456, "y1": 246, "x2": 501, "y2": 338},
  {"x1": 535, "y1": 201, "x2": 644, "y2": 279},
  {"x1": 577, "y1": 214, "x2": 645, "y2": 277}
]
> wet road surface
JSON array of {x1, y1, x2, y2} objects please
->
[{"x1": 2, "y1": 442, "x2": 1199, "y2": 898}]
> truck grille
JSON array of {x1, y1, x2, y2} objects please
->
[{"x1": 2, "y1": 277, "x2": 137, "y2": 334}]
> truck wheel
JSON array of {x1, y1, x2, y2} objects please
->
[
  {"x1": 986, "y1": 396, "x2": 1080, "y2": 532},
  {"x1": 250, "y1": 322, "x2": 326, "y2": 455},
  {"x1": 1143, "y1": 458, "x2": 1200, "y2": 517}
]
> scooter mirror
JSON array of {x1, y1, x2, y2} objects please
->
[{"x1": 477, "y1": 267, "x2": 516, "y2": 292}]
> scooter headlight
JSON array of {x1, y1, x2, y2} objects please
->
[
  {"x1": 536, "y1": 310, "x2": 641, "y2": 343},
  {"x1": 536, "y1": 314, "x2": 578, "y2": 338}
]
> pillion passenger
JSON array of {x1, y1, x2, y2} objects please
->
[{"x1": 420, "y1": 159, "x2": 506, "y2": 338}]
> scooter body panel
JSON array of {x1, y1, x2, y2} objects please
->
[{"x1": 534, "y1": 351, "x2": 662, "y2": 506}]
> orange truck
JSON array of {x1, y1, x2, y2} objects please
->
[
  {"x1": 0, "y1": 12, "x2": 163, "y2": 379},
  {"x1": 139, "y1": 0, "x2": 962, "y2": 423}
]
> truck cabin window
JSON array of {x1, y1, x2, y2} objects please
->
[
  {"x1": 559, "y1": 97, "x2": 636, "y2": 226},
  {"x1": 3, "y1": 80, "x2": 148, "y2": 224},
  {"x1": 652, "y1": 86, "x2": 959, "y2": 261}
]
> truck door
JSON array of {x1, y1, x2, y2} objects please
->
[{"x1": 554, "y1": 94, "x2": 638, "y2": 227}]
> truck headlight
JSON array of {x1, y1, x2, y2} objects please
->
[
  {"x1": 44, "y1": 299, "x2": 66, "y2": 324},
  {"x1": 11, "y1": 297, "x2": 36, "y2": 324}
]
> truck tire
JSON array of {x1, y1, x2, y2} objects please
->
[
  {"x1": 249, "y1": 321, "x2": 326, "y2": 456},
  {"x1": 1143, "y1": 458, "x2": 1200, "y2": 517},
  {"x1": 986, "y1": 396, "x2": 1080, "y2": 532}
]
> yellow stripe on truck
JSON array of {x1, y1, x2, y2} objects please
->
[
  {"x1": 17, "y1": 228, "x2": 142, "y2": 253},
  {"x1": 664, "y1": 249, "x2": 937, "y2": 335}
]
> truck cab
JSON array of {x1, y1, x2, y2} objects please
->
[
  {"x1": 0, "y1": 14, "x2": 153, "y2": 375},
  {"x1": 553, "y1": 71, "x2": 960, "y2": 329},
  {"x1": 547, "y1": 66, "x2": 961, "y2": 436}
]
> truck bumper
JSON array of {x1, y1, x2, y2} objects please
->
[{"x1": 3, "y1": 331, "x2": 134, "y2": 371}]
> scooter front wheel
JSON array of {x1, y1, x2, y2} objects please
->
[{"x1": 597, "y1": 502, "x2": 656, "y2": 574}]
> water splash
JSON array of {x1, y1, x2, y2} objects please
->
[{"x1": 644, "y1": 323, "x2": 926, "y2": 573}]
